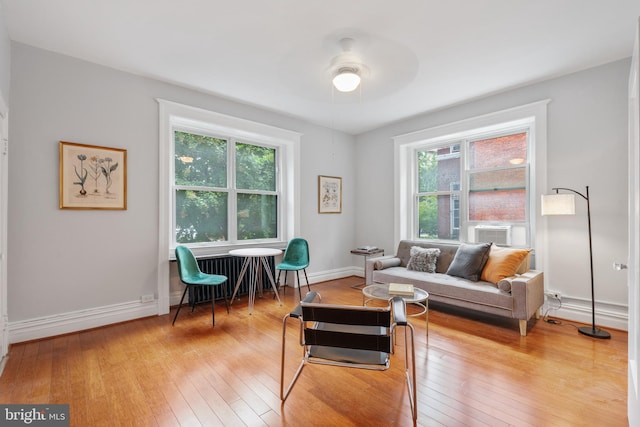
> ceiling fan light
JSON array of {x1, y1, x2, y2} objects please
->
[{"x1": 332, "y1": 68, "x2": 361, "y2": 92}]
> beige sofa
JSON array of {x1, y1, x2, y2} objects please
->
[{"x1": 365, "y1": 240, "x2": 544, "y2": 336}]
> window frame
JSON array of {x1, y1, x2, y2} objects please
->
[
  {"x1": 414, "y1": 142, "x2": 462, "y2": 240},
  {"x1": 413, "y1": 127, "x2": 531, "y2": 245},
  {"x1": 394, "y1": 100, "x2": 549, "y2": 252},
  {"x1": 450, "y1": 182, "x2": 460, "y2": 237},
  {"x1": 157, "y1": 100, "x2": 301, "y2": 316},
  {"x1": 464, "y1": 127, "x2": 531, "y2": 233},
  {"x1": 173, "y1": 128, "x2": 281, "y2": 246},
  {"x1": 158, "y1": 99, "x2": 301, "y2": 259}
]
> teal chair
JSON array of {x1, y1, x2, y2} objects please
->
[
  {"x1": 173, "y1": 245, "x2": 229, "y2": 326},
  {"x1": 276, "y1": 238, "x2": 310, "y2": 300}
]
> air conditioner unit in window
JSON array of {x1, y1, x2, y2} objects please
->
[{"x1": 474, "y1": 225, "x2": 511, "y2": 246}]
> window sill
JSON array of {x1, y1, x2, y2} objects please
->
[{"x1": 168, "y1": 241, "x2": 287, "y2": 260}]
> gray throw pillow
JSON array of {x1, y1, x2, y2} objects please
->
[
  {"x1": 446, "y1": 243, "x2": 492, "y2": 282},
  {"x1": 406, "y1": 246, "x2": 440, "y2": 273}
]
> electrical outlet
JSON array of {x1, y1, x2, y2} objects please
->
[
  {"x1": 141, "y1": 294, "x2": 154, "y2": 303},
  {"x1": 545, "y1": 290, "x2": 561, "y2": 300}
]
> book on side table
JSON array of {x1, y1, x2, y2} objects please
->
[
  {"x1": 356, "y1": 245, "x2": 378, "y2": 252},
  {"x1": 388, "y1": 282, "x2": 414, "y2": 296}
]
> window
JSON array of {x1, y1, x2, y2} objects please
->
[
  {"x1": 235, "y1": 142, "x2": 278, "y2": 240},
  {"x1": 174, "y1": 131, "x2": 278, "y2": 244},
  {"x1": 174, "y1": 131, "x2": 229, "y2": 243},
  {"x1": 468, "y1": 132, "x2": 527, "y2": 222},
  {"x1": 416, "y1": 143, "x2": 460, "y2": 240},
  {"x1": 158, "y1": 99, "x2": 301, "y2": 258},
  {"x1": 450, "y1": 182, "x2": 460, "y2": 238},
  {"x1": 415, "y1": 131, "x2": 529, "y2": 244},
  {"x1": 394, "y1": 100, "x2": 549, "y2": 250}
]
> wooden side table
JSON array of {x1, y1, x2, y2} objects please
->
[{"x1": 350, "y1": 248, "x2": 384, "y2": 289}]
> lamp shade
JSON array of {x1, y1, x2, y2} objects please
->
[
  {"x1": 332, "y1": 68, "x2": 361, "y2": 92},
  {"x1": 541, "y1": 193, "x2": 576, "y2": 215}
]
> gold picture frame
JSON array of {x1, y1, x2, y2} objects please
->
[
  {"x1": 59, "y1": 141, "x2": 127, "y2": 210},
  {"x1": 318, "y1": 175, "x2": 342, "y2": 214}
]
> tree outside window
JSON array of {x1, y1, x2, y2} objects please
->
[
  {"x1": 173, "y1": 131, "x2": 278, "y2": 244},
  {"x1": 417, "y1": 144, "x2": 460, "y2": 239},
  {"x1": 236, "y1": 142, "x2": 277, "y2": 240}
]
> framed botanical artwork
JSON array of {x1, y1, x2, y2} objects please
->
[
  {"x1": 59, "y1": 141, "x2": 127, "y2": 210},
  {"x1": 318, "y1": 175, "x2": 342, "y2": 214}
]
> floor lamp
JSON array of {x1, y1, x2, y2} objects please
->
[{"x1": 541, "y1": 186, "x2": 611, "y2": 339}]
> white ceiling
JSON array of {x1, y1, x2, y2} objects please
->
[{"x1": 2, "y1": 1, "x2": 640, "y2": 134}]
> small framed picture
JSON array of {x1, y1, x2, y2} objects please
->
[
  {"x1": 59, "y1": 141, "x2": 127, "y2": 210},
  {"x1": 318, "y1": 175, "x2": 342, "y2": 214}
]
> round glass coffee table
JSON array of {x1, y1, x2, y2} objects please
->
[{"x1": 362, "y1": 283, "x2": 429, "y2": 341}]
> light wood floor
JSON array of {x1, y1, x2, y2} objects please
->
[{"x1": 0, "y1": 277, "x2": 628, "y2": 426}]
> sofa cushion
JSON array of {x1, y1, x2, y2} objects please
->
[
  {"x1": 372, "y1": 267, "x2": 512, "y2": 310},
  {"x1": 481, "y1": 245, "x2": 531, "y2": 284},
  {"x1": 406, "y1": 247, "x2": 440, "y2": 273},
  {"x1": 446, "y1": 242, "x2": 491, "y2": 282}
]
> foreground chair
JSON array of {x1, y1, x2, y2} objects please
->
[
  {"x1": 173, "y1": 245, "x2": 229, "y2": 326},
  {"x1": 280, "y1": 292, "x2": 417, "y2": 422},
  {"x1": 276, "y1": 238, "x2": 310, "y2": 299}
]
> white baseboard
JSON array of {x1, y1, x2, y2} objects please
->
[
  {"x1": 9, "y1": 300, "x2": 159, "y2": 344},
  {"x1": 543, "y1": 296, "x2": 628, "y2": 331},
  {"x1": 308, "y1": 267, "x2": 359, "y2": 284}
]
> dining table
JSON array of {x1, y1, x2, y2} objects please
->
[{"x1": 228, "y1": 247, "x2": 283, "y2": 314}]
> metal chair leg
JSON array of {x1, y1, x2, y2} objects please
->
[
  {"x1": 283, "y1": 271, "x2": 289, "y2": 293},
  {"x1": 211, "y1": 292, "x2": 215, "y2": 326},
  {"x1": 296, "y1": 270, "x2": 302, "y2": 300},
  {"x1": 190, "y1": 287, "x2": 197, "y2": 312},
  {"x1": 222, "y1": 281, "x2": 230, "y2": 314},
  {"x1": 403, "y1": 323, "x2": 417, "y2": 422},
  {"x1": 276, "y1": 270, "x2": 285, "y2": 296},
  {"x1": 303, "y1": 269, "x2": 310, "y2": 293},
  {"x1": 172, "y1": 286, "x2": 190, "y2": 325},
  {"x1": 280, "y1": 313, "x2": 306, "y2": 402}
]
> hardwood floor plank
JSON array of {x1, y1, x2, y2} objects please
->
[
  {"x1": 0, "y1": 277, "x2": 628, "y2": 427},
  {"x1": 186, "y1": 371, "x2": 245, "y2": 426},
  {"x1": 213, "y1": 359, "x2": 272, "y2": 417},
  {"x1": 259, "y1": 409, "x2": 283, "y2": 427},
  {"x1": 160, "y1": 386, "x2": 202, "y2": 427},
  {"x1": 229, "y1": 398, "x2": 267, "y2": 427},
  {"x1": 175, "y1": 376, "x2": 225, "y2": 426}
]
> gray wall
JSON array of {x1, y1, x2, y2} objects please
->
[
  {"x1": 355, "y1": 59, "x2": 630, "y2": 327},
  {"x1": 8, "y1": 42, "x2": 356, "y2": 323}
]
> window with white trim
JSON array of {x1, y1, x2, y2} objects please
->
[
  {"x1": 394, "y1": 100, "x2": 549, "y2": 251},
  {"x1": 415, "y1": 130, "x2": 529, "y2": 245},
  {"x1": 158, "y1": 100, "x2": 300, "y2": 257},
  {"x1": 174, "y1": 130, "x2": 279, "y2": 244}
]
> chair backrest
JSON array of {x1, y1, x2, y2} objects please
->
[
  {"x1": 283, "y1": 238, "x2": 310, "y2": 268},
  {"x1": 175, "y1": 245, "x2": 201, "y2": 282},
  {"x1": 300, "y1": 302, "x2": 393, "y2": 354}
]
